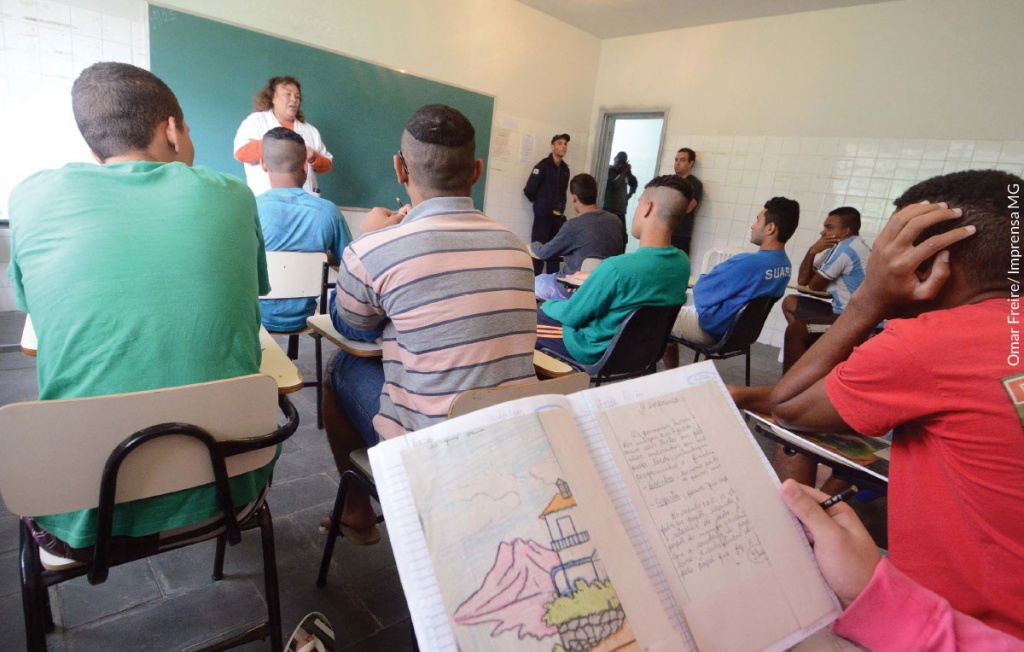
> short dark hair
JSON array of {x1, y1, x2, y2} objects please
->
[
  {"x1": 253, "y1": 76, "x2": 305, "y2": 122},
  {"x1": 71, "y1": 62, "x2": 184, "y2": 161},
  {"x1": 400, "y1": 104, "x2": 476, "y2": 195},
  {"x1": 569, "y1": 174, "x2": 598, "y2": 205},
  {"x1": 644, "y1": 174, "x2": 693, "y2": 229},
  {"x1": 829, "y1": 206, "x2": 861, "y2": 234},
  {"x1": 677, "y1": 147, "x2": 696, "y2": 163},
  {"x1": 894, "y1": 169, "x2": 1023, "y2": 293},
  {"x1": 262, "y1": 127, "x2": 306, "y2": 173},
  {"x1": 763, "y1": 197, "x2": 800, "y2": 243}
]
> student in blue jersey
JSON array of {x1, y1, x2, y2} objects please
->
[
  {"x1": 256, "y1": 127, "x2": 350, "y2": 335},
  {"x1": 536, "y1": 175, "x2": 691, "y2": 365},
  {"x1": 781, "y1": 206, "x2": 871, "y2": 370},
  {"x1": 664, "y1": 196, "x2": 799, "y2": 369}
]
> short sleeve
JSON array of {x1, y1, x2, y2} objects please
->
[{"x1": 824, "y1": 323, "x2": 932, "y2": 436}]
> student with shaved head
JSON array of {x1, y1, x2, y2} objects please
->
[
  {"x1": 536, "y1": 175, "x2": 691, "y2": 365},
  {"x1": 323, "y1": 104, "x2": 536, "y2": 544},
  {"x1": 256, "y1": 127, "x2": 350, "y2": 335}
]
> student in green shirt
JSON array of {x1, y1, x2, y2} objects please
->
[
  {"x1": 537, "y1": 175, "x2": 691, "y2": 364},
  {"x1": 7, "y1": 62, "x2": 271, "y2": 554}
]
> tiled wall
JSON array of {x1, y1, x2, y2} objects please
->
[
  {"x1": 0, "y1": 0, "x2": 146, "y2": 311},
  {"x1": 663, "y1": 135, "x2": 1024, "y2": 348}
]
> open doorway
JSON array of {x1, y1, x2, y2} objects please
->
[{"x1": 594, "y1": 112, "x2": 666, "y2": 252}]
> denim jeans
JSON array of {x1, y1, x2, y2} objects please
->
[{"x1": 327, "y1": 350, "x2": 383, "y2": 447}]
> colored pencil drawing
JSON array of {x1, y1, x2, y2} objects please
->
[{"x1": 402, "y1": 410, "x2": 638, "y2": 652}]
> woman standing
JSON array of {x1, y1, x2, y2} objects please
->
[{"x1": 233, "y1": 76, "x2": 333, "y2": 196}]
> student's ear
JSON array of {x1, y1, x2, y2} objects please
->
[
  {"x1": 471, "y1": 158, "x2": 484, "y2": 185},
  {"x1": 764, "y1": 222, "x2": 778, "y2": 236},
  {"x1": 394, "y1": 154, "x2": 409, "y2": 185},
  {"x1": 164, "y1": 117, "x2": 181, "y2": 152},
  {"x1": 261, "y1": 159, "x2": 269, "y2": 173}
]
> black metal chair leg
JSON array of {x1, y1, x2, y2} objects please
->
[
  {"x1": 693, "y1": 350, "x2": 701, "y2": 363},
  {"x1": 317, "y1": 472, "x2": 351, "y2": 586},
  {"x1": 20, "y1": 522, "x2": 47, "y2": 651},
  {"x1": 258, "y1": 504, "x2": 283, "y2": 652},
  {"x1": 41, "y1": 585, "x2": 54, "y2": 633},
  {"x1": 286, "y1": 335, "x2": 299, "y2": 360},
  {"x1": 745, "y1": 348, "x2": 752, "y2": 386},
  {"x1": 212, "y1": 534, "x2": 227, "y2": 581},
  {"x1": 315, "y1": 335, "x2": 324, "y2": 430}
]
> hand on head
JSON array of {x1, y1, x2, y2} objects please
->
[
  {"x1": 780, "y1": 479, "x2": 881, "y2": 606},
  {"x1": 810, "y1": 234, "x2": 840, "y2": 254},
  {"x1": 858, "y1": 201, "x2": 974, "y2": 314}
]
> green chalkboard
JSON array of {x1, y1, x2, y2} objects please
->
[{"x1": 148, "y1": 6, "x2": 493, "y2": 209}]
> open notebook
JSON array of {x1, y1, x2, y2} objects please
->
[{"x1": 370, "y1": 362, "x2": 840, "y2": 651}]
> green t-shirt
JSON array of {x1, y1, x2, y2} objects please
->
[
  {"x1": 541, "y1": 246, "x2": 690, "y2": 364},
  {"x1": 7, "y1": 160, "x2": 273, "y2": 548}
]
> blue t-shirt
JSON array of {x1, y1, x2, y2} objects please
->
[
  {"x1": 818, "y1": 236, "x2": 871, "y2": 314},
  {"x1": 257, "y1": 187, "x2": 350, "y2": 331},
  {"x1": 693, "y1": 249, "x2": 791, "y2": 339}
]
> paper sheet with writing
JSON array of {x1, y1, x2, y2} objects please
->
[
  {"x1": 371, "y1": 362, "x2": 838, "y2": 651},
  {"x1": 580, "y1": 376, "x2": 838, "y2": 651}
]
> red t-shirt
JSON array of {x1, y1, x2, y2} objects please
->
[{"x1": 826, "y1": 298, "x2": 1024, "y2": 638}]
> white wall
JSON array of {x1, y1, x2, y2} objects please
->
[
  {"x1": 592, "y1": 0, "x2": 1024, "y2": 347},
  {"x1": 1, "y1": 0, "x2": 601, "y2": 310}
]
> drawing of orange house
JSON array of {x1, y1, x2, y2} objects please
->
[{"x1": 540, "y1": 479, "x2": 602, "y2": 595}]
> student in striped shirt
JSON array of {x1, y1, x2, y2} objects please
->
[{"x1": 322, "y1": 104, "x2": 537, "y2": 544}]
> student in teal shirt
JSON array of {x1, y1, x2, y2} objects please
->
[{"x1": 537, "y1": 175, "x2": 691, "y2": 364}]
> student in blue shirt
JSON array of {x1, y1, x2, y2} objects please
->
[
  {"x1": 256, "y1": 127, "x2": 350, "y2": 333},
  {"x1": 781, "y1": 206, "x2": 871, "y2": 370},
  {"x1": 664, "y1": 196, "x2": 799, "y2": 368}
]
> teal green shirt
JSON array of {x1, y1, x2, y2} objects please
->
[
  {"x1": 541, "y1": 246, "x2": 690, "y2": 364},
  {"x1": 8, "y1": 160, "x2": 274, "y2": 548}
]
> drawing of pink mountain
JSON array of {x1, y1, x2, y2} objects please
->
[{"x1": 453, "y1": 538, "x2": 561, "y2": 640}]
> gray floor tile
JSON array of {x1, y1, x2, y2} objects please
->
[
  {"x1": 0, "y1": 512, "x2": 21, "y2": 555},
  {"x1": 343, "y1": 617, "x2": 416, "y2": 652},
  {"x1": 273, "y1": 445, "x2": 339, "y2": 485},
  {"x1": 0, "y1": 549, "x2": 22, "y2": 599},
  {"x1": 56, "y1": 559, "x2": 163, "y2": 629},
  {"x1": 64, "y1": 579, "x2": 266, "y2": 651},
  {"x1": 267, "y1": 473, "x2": 339, "y2": 519},
  {"x1": 344, "y1": 565, "x2": 409, "y2": 629}
]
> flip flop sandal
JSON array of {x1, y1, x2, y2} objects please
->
[{"x1": 285, "y1": 612, "x2": 335, "y2": 652}]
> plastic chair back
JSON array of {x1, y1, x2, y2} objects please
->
[
  {"x1": 587, "y1": 304, "x2": 682, "y2": 381},
  {"x1": 264, "y1": 251, "x2": 328, "y2": 300}
]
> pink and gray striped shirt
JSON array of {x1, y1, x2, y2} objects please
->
[{"x1": 336, "y1": 196, "x2": 537, "y2": 439}]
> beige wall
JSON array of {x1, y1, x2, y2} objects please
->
[
  {"x1": 591, "y1": 0, "x2": 1024, "y2": 347},
  {"x1": 593, "y1": 0, "x2": 1024, "y2": 141}
]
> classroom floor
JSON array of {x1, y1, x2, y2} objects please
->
[{"x1": 0, "y1": 310, "x2": 884, "y2": 650}]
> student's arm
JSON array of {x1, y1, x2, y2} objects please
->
[
  {"x1": 328, "y1": 288, "x2": 383, "y2": 342},
  {"x1": 235, "y1": 140, "x2": 262, "y2": 164},
  {"x1": 541, "y1": 264, "x2": 618, "y2": 328},
  {"x1": 797, "y1": 238, "x2": 836, "y2": 287},
  {"x1": 531, "y1": 220, "x2": 577, "y2": 261},
  {"x1": 627, "y1": 170, "x2": 638, "y2": 198},
  {"x1": 524, "y1": 162, "x2": 545, "y2": 202},
  {"x1": 782, "y1": 481, "x2": 1023, "y2": 652},
  {"x1": 334, "y1": 247, "x2": 387, "y2": 336},
  {"x1": 772, "y1": 202, "x2": 973, "y2": 431}
]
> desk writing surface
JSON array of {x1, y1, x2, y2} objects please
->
[
  {"x1": 259, "y1": 327, "x2": 304, "y2": 394},
  {"x1": 746, "y1": 411, "x2": 889, "y2": 486},
  {"x1": 306, "y1": 314, "x2": 383, "y2": 357}
]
